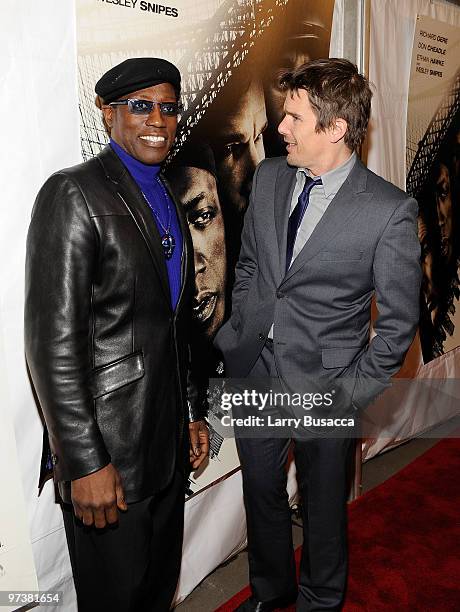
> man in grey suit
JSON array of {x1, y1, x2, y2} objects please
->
[{"x1": 214, "y1": 58, "x2": 421, "y2": 611}]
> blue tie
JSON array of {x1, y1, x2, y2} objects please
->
[{"x1": 286, "y1": 176, "x2": 322, "y2": 272}]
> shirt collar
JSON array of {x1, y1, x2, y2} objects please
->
[
  {"x1": 110, "y1": 138, "x2": 161, "y2": 185},
  {"x1": 296, "y1": 151, "x2": 357, "y2": 199}
]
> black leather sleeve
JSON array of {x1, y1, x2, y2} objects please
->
[{"x1": 25, "y1": 173, "x2": 111, "y2": 483}]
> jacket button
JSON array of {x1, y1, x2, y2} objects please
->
[
  {"x1": 276, "y1": 291, "x2": 285, "y2": 299},
  {"x1": 51, "y1": 454, "x2": 58, "y2": 466},
  {"x1": 258, "y1": 333, "x2": 265, "y2": 341}
]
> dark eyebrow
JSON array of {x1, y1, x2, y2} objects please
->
[
  {"x1": 284, "y1": 110, "x2": 301, "y2": 120},
  {"x1": 182, "y1": 192, "x2": 207, "y2": 212},
  {"x1": 218, "y1": 131, "x2": 247, "y2": 145}
]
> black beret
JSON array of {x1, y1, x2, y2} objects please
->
[{"x1": 95, "y1": 57, "x2": 181, "y2": 103}]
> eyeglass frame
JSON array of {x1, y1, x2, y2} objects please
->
[{"x1": 108, "y1": 98, "x2": 183, "y2": 117}]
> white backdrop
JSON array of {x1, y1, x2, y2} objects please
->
[
  {"x1": 1, "y1": 2, "x2": 80, "y2": 609},
  {"x1": 1, "y1": 1, "x2": 459, "y2": 611}
]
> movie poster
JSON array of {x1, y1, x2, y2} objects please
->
[
  {"x1": 406, "y1": 15, "x2": 460, "y2": 364},
  {"x1": 76, "y1": 0, "x2": 334, "y2": 494}
]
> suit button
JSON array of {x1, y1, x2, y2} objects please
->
[
  {"x1": 276, "y1": 291, "x2": 285, "y2": 299},
  {"x1": 51, "y1": 453, "x2": 58, "y2": 466},
  {"x1": 258, "y1": 333, "x2": 265, "y2": 341}
]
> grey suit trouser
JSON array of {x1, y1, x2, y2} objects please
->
[{"x1": 235, "y1": 341, "x2": 353, "y2": 611}]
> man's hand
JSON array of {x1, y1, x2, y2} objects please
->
[
  {"x1": 71, "y1": 463, "x2": 127, "y2": 528},
  {"x1": 189, "y1": 420, "x2": 209, "y2": 470}
]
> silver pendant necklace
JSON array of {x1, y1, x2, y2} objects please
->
[{"x1": 142, "y1": 177, "x2": 175, "y2": 260}]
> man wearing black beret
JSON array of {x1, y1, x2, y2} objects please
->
[{"x1": 25, "y1": 57, "x2": 209, "y2": 611}]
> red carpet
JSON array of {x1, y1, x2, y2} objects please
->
[{"x1": 215, "y1": 437, "x2": 460, "y2": 611}]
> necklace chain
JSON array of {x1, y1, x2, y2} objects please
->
[{"x1": 141, "y1": 177, "x2": 176, "y2": 259}]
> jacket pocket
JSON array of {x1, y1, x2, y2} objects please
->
[
  {"x1": 319, "y1": 250, "x2": 363, "y2": 262},
  {"x1": 90, "y1": 351, "x2": 144, "y2": 398},
  {"x1": 321, "y1": 346, "x2": 363, "y2": 369}
]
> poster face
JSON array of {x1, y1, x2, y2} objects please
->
[
  {"x1": 406, "y1": 15, "x2": 460, "y2": 363},
  {"x1": 76, "y1": 0, "x2": 334, "y2": 494}
]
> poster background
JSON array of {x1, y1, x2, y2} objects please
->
[
  {"x1": 406, "y1": 14, "x2": 460, "y2": 363},
  {"x1": 363, "y1": 0, "x2": 460, "y2": 463},
  {"x1": 76, "y1": 0, "x2": 335, "y2": 496}
]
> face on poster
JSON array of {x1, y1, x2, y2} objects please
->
[
  {"x1": 77, "y1": 0, "x2": 335, "y2": 492},
  {"x1": 77, "y1": 0, "x2": 334, "y2": 338},
  {"x1": 406, "y1": 15, "x2": 460, "y2": 363}
]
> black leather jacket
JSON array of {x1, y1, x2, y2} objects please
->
[{"x1": 25, "y1": 146, "x2": 207, "y2": 503}]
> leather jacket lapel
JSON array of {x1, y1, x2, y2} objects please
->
[{"x1": 97, "y1": 146, "x2": 171, "y2": 305}]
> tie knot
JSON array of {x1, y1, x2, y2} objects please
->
[{"x1": 302, "y1": 175, "x2": 322, "y2": 195}]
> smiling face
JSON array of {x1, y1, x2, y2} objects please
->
[
  {"x1": 278, "y1": 88, "x2": 349, "y2": 175},
  {"x1": 102, "y1": 83, "x2": 178, "y2": 164},
  {"x1": 172, "y1": 167, "x2": 226, "y2": 339}
]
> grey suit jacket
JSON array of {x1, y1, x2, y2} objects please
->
[{"x1": 215, "y1": 156, "x2": 422, "y2": 410}]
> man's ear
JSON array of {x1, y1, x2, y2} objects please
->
[
  {"x1": 329, "y1": 118, "x2": 347, "y2": 144},
  {"x1": 101, "y1": 104, "x2": 114, "y2": 130}
]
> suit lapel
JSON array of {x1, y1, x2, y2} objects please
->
[
  {"x1": 281, "y1": 158, "x2": 372, "y2": 285},
  {"x1": 97, "y1": 146, "x2": 171, "y2": 305},
  {"x1": 274, "y1": 163, "x2": 297, "y2": 277}
]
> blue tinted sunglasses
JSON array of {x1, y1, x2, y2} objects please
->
[{"x1": 109, "y1": 98, "x2": 182, "y2": 117}]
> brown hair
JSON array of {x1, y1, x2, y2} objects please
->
[{"x1": 279, "y1": 58, "x2": 372, "y2": 151}]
